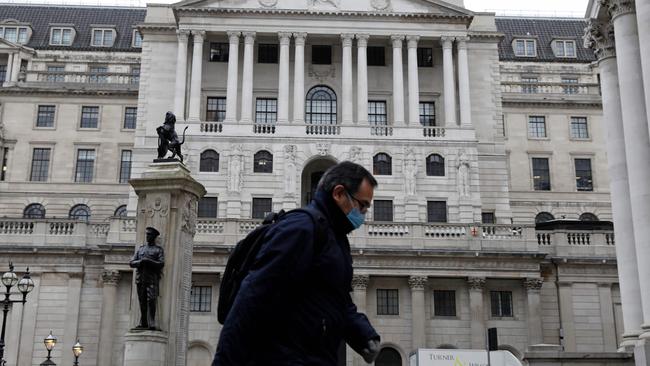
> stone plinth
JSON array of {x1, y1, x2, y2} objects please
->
[{"x1": 123, "y1": 331, "x2": 169, "y2": 366}]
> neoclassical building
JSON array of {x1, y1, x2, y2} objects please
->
[{"x1": 0, "y1": 0, "x2": 645, "y2": 365}]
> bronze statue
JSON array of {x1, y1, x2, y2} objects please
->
[
  {"x1": 130, "y1": 226, "x2": 165, "y2": 330},
  {"x1": 156, "y1": 112, "x2": 188, "y2": 163}
]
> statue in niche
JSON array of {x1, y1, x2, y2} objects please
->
[
  {"x1": 284, "y1": 145, "x2": 297, "y2": 196},
  {"x1": 404, "y1": 148, "x2": 417, "y2": 196},
  {"x1": 130, "y1": 227, "x2": 165, "y2": 330},
  {"x1": 457, "y1": 151, "x2": 471, "y2": 198},
  {"x1": 229, "y1": 144, "x2": 243, "y2": 192},
  {"x1": 156, "y1": 112, "x2": 188, "y2": 163}
]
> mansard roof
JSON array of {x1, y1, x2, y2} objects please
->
[{"x1": 0, "y1": 4, "x2": 146, "y2": 52}]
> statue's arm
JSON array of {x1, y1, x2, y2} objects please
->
[
  {"x1": 150, "y1": 249, "x2": 165, "y2": 269},
  {"x1": 129, "y1": 250, "x2": 141, "y2": 268}
]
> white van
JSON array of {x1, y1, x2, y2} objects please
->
[{"x1": 409, "y1": 349, "x2": 523, "y2": 366}]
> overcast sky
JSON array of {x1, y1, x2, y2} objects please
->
[{"x1": 1, "y1": 0, "x2": 591, "y2": 17}]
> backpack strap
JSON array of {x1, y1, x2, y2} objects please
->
[{"x1": 286, "y1": 206, "x2": 328, "y2": 255}]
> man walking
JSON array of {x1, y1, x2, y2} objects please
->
[{"x1": 213, "y1": 161, "x2": 381, "y2": 365}]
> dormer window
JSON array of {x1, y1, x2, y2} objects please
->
[
  {"x1": 132, "y1": 30, "x2": 142, "y2": 48},
  {"x1": 513, "y1": 39, "x2": 536, "y2": 57},
  {"x1": 0, "y1": 25, "x2": 31, "y2": 44},
  {"x1": 91, "y1": 28, "x2": 116, "y2": 47},
  {"x1": 50, "y1": 27, "x2": 75, "y2": 46},
  {"x1": 553, "y1": 40, "x2": 576, "y2": 58}
]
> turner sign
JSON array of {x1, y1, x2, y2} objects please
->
[{"x1": 409, "y1": 349, "x2": 523, "y2": 366}]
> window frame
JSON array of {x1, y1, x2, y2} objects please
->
[
  {"x1": 481, "y1": 212, "x2": 496, "y2": 224},
  {"x1": 132, "y1": 29, "x2": 143, "y2": 48},
  {"x1": 553, "y1": 39, "x2": 577, "y2": 58},
  {"x1": 114, "y1": 205, "x2": 128, "y2": 217},
  {"x1": 69, "y1": 204, "x2": 91, "y2": 222},
  {"x1": 119, "y1": 149, "x2": 132, "y2": 184},
  {"x1": 419, "y1": 101, "x2": 436, "y2": 126},
  {"x1": 49, "y1": 27, "x2": 74, "y2": 46},
  {"x1": 372, "y1": 199, "x2": 393, "y2": 222},
  {"x1": 46, "y1": 65, "x2": 65, "y2": 83},
  {"x1": 74, "y1": 148, "x2": 96, "y2": 183},
  {"x1": 198, "y1": 197, "x2": 219, "y2": 218},
  {"x1": 490, "y1": 290, "x2": 514, "y2": 318},
  {"x1": 255, "y1": 98, "x2": 278, "y2": 125},
  {"x1": 305, "y1": 85, "x2": 337, "y2": 125},
  {"x1": 433, "y1": 290, "x2": 457, "y2": 317},
  {"x1": 253, "y1": 150, "x2": 273, "y2": 173},
  {"x1": 257, "y1": 43, "x2": 279, "y2": 64},
  {"x1": 527, "y1": 115, "x2": 547, "y2": 139},
  {"x1": 569, "y1": 116, "x2": 589, "y2": 140},
  {"x1": 521, "y1": 76, "x2": 539, "y2": 94},
  {"x1": 368, "y1": 100, "x2": 388, "y2": 126},
  {"x1": 376, "y1": 289, "x2": 399, "y2": 316},
  {"x1": 0, "y1": 25, "x2": 31, "y2": 44},
  {"x1": 426, "y1": 154, "x2": 445, "y2": 177},
  {"x1": 562, "y1": 77, "x2": 579, "y2": 95},
  {"x1": 209, "y1": 42, "x2": 229, "y2": 62},
  {"x1": 79, "y1": 106, "x2": 101, "y2": 129},
  {"x1": 513, "y1": 38, "x2": 537, "y2": 57},
  {"x1": 199, "y1": 149, "x2": 220, "y2": 173},
  {"x1": 366, "y1": 46, "x2": 386, "y2": 67},
  {"x1": 574, "y1": 158, "x2": 594, "y2": 192},
  {"x1": 190, "y1": 285, "x2": 213, "y2": 312},
  {"x1": 122, "y1": 106, "x2": 137, "y2": 130},
  {"x1": 206, "y1": 97, "x2": 226, "y2": 122},
  {"x1": 23, "y1": 203, "x2": 46, "y2": 219},
  {"x1": 312, "y1": 45, "x2": 332, "y2": 65},
  {"x1": 91, "y1": 28, "x2": 116, "y2": 47},
  {"x1": 427, "y1": 201, "x2": 448, "y2": 223},
  {"x1": 531, "y1": 157, "x2": 551, "y2": 191},
  {"x1": 373, "y1": 153, "x2": 392, "y2": 176},
  {"x1": 251, "y1": 197, "x2": 273, "y2": 219},
  {"x1": 29, "y1": 147, "x2": 52, "y2": 182},
  {"x1": 35, "y1": 105, "x2": 56, "y2": 129},
  {"x1": 417, "y1": 47, "x2": 433, "y2": 67}
]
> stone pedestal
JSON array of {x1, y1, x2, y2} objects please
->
[{"x1": 124, "y1": 161, "x2": 206, "y2": 366}]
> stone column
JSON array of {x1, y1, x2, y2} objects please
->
[
  {"x1": 240, "y1": 32, "x2": 256, "y2": 123},
  {"x1": 409, "y1": 276, "x2": 428, "y2": 350},
  {"x1": 187, "y1": 31, "x2": 205, "y2": 122},
  {"x1": 468, "y1": 277, "x2": 486, "y2": 349},
  {"x1": 442, "y1": 36, "x2": 457, "y2": 126},
  {"x1": 356, "y1": 34, "x2": 369, "y2": 125},
  {"x1": 558, "y1": 282, "x2": 576, "y2": 351},
  {"x1": 124, "y1": 161, "x2": 206, "y2": 366},
  {"x1": 4, "y1": 53, "x2": 14, "y2": 85},
  {"x1": 10, "y1": 52, "x2": 20, "y2": 83},
  {"x1": 62, "y1": 273, "x2": 83, "y2": 366},
  {"x1": 173, "y1": 30, "x2": 190, "y2": 121},
  {"x1": 98, "y1": 270, "x2": 121, "y2": 366},
  {"x1": 391, "y1": 35, "x2": 405, "y2": 126},
  {"x1": 585, "y1": 19, "x2": 643, "y2": 347},
  {"x1": 524, "y1": 278, "x2": 544, "y2": 346},
  {"x1": 341, "y1": 33, "x2": 354, "y2": 124},
  {"x1": 351, "y1": 275, "x2": 369, "y2": 366},
  {"x1": 293, "y1": 33, "x2": 307, "y2": 124},
  {"x1": 406, "y1": 36, "x2": 420, "y2": 126},
  {"x1": 599, "y1": 283, "x2": 619, "y2": 351},
  {"x1": 457, "y1": 36, "x2": 472, "y2": 127},
  {"x1": 635, "y1": 0, "x2": 650, "y2": 132},
  {"x1": 277, "y1": 32, "x2": 292, "y2": 124},
  {"x1": 225, "y1": 31, "x2": 241, "y2": 123}
]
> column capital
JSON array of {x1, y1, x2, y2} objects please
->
[
  {"x1": 391, "y1": 35, "x2": 405, "y2": 48},
  {"x1": 341, "y1": 33, "x2": 354, "y2": 47},
  {"x1": 227, "y1": 31, "x2": 241, "y2": 43},
  {"x1": 293, "y1": 32, "x2": 307, "y2": 45},
  {"x1": 456, "y1": 36, "x2": 470, "y2": 48},
  {"x1": 101, "y1": 270, "x2": 120, "y2": 285},
  {"x1": 441, "y1": 36, "x2": 455, "y2": 48},
  {"x1": 604, "y1": 0, "x2": 636, "y2": 19},
  {"x1": 278, "y1": 32, "x2": 292, "y2": 45},
  {"x1": 583, "y1": 19, "x2": 616, "y2": 60},
  {"x1": 192, "y1": 30, "x2": 206, "y2": 42},
  {"x1": 406, "y1": 35, "x2": 420, "y2": 48},
  {"x1": 524, "y1": 278, "x2": 544, "y2": 292},
  {"x1": 243, "y1": 31, "x2": 256, "y2": 44},
  {"x1": 352, "y1": 274, "x2": 370, "y2": 290},
  {"x1": 408, "y1": 275, "x2": 428, "y2": 290},
  {"x1": 176, "y1": 29, "x2": 190, "y2": 42},
  {"x1": 467, "y1": 277, "x2": 486, "y2": 290},
  {"x1": 356, "y1": 34, "x2": 370, "y2": 47}
]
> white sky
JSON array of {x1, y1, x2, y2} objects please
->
[{"x1": 1, "y1": 0, "x2": 591, "y2": 17}]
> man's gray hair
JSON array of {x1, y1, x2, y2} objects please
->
[{"x1": 316, "y1": 161, "x2": 378, "y2": 195}]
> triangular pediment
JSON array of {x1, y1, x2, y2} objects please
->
[{"x1": 0, "y1": 38, "x2": 33, "y2": 53}]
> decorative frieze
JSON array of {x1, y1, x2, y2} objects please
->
[
  {"x1": 524, "y1": 278, "x2": 544, "y2": 292},
  {"x1": 583, "y1": 19, "x2": 616, "y2": 60},
  {"x1": 408, "y1": 275, "x2": 428, "y2": 290},
  {"x1": 467, "y1": 277, "x2": 486, "y2": 290},
  {"x1": 352, "y1": 274, "x2": 369, "y2": 290}
]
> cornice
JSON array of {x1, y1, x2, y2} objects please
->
[{"x1": 0, "y1": 87, "x2": 138, "y2": 97}]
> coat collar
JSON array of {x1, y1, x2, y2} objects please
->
[{"x1": 311, "y1": 190, "x2": 354, "y2": 236}]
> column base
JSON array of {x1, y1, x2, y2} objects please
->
[
  {"x1": 123, "y1": 330, "x2": 168, "y2": 366},
  {"x1": 620, "y1": 331, "x2": 643, "y2": 352}
]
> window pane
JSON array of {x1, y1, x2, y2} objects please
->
[
  {"x1": 210, "y1": 43, "x2": 229, "y2": 62},
  {"x1": 481, "y1": 212, "x2": 495, "y2": 224},
  {"x1": 570, "y1": 117, "x2": 589, "y2": 139},
  {"x1": 93, "y1": 30, "x2": 103, "y2": 46},
  {"x1": 532, "y1": 158, "x2": 551, "y2": 191},
  {"x1": 198, "y1": 197, "x2": 218, "y2": 218},
  {"x1": 124, "y1": 107, "x2": 137, "y2": 129},
  {"x1": 252, "y1": 198, "x2": 272, "y2": 219},
  {"x1": 80, "y1": 106, "x2": 100, "y2": 128},
  {"x1": 0, "y1": 65, "x2": 6, "y2": 83},
  {"x1": 427, "y1": 201, "x2": 447, "y2": 222},
  {"x1": 23, "y1": 203, "x2": 45, "y2": 219},
  {"x1": 373, "y1": 153, "x2": 392, "y2": 175},
  {"x1": 51, "y1": 29, "x2": 62, "y2": 44},
  {"x1": 119, "y1": 150, "x2": 132, "y2": 184},
  {"x1": 566, "y1": 41, "x2": 575, "y2": 57},
  {"x1": 554, "y1": 41, "x2": 565, "y2": 57},
  {"x1": 4, "y1": 28, "x2": 17, "y2": 43},
  {"x1": 490, "y1": 291, "x2": 513, "y2": 317},
  {"x1": 526, "y1": 40, "x2": 535, "y2": 56},
  {"x1": 417, "y1": 48, "x2": 433, "y2": 67},
  {"x1": 75, "y1": 149, "x2": 95, "y2": 183},
  {"x1": 515, "y1": 40, "x2": 525, "y2": 56},
  {"x1": 18, "y1": 28, "x2": 27, "y2": 44},
  {"x1": 373, "y1": 200, "x2": 393, "y2": 222},
  {"x1": 255, "y1": 98, "x2": 278, "y2": 124},
  {"x1": 367, "y1": 46, "x2": 385, "y2": 66},
  {"x1": 200, "y1": 150, "x2": 219, "y2": 172},
  {"x1": 528, "y1": 116, "x2": 546, "y2": 138},
  {"x1": 312, "y1": 45, "x2": 332, "y2": 65},
  {"x1": 426, "y1": 154, "x2": 445, "y2": 176},
  {"x1": 377, "y1": 289, "x2": 399, "y2": 315},
  {"x1": 419, "y1": 102, "x2": 436, "y2": 126},
  {"x1": 433, "y1": 290, "x2": 456, "y2": 317},
  {"x1": 206, "y1": 97, "x2": 226, "y2": 122},
  {"x1": 37, "y1": 105, "x2": 56, "y2": 127},
  {"x1": 62, "y1": 29, "x2": 72, "y2": 45},
  {"x1": 190, "y1": 286, "x2": 212, "y2": 312},
  {"x1": 575, "y1": 158, "x2": 593, "y2": 191},
  {"x1": 30, "y1": 148, "x2": 51, "y2": 182},
  {"x1": 254, "y1": 151, "x2": 273, "y2": 173},
  {"x1": 258, "y1": 44, "x2": 278, "y2": 64},
  {"x1": 133, "y1": 30, "x2": 142, "y2": 47},
  {"x1": 368, "y1": 101, "x2": 387, "y2": 126},
  {"x1": 306, "y1": 86, "x2": 337, "y2": 125},
  {"x1": 103, "y1": 30, "x2": 113, "y2": 46},
  {"x1": 69, "y1": 204, "x2": 91, "y2": 222}
]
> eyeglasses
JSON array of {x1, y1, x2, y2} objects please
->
[{"x1": 346, "y1": 191, "x2": 371, "y2": 212}]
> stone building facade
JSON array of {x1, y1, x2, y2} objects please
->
[{"x1": 0, "y1": 0, "x2": 641, "y2": 365}]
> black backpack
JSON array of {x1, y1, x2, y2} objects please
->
[{"x1": 217, "y1": 207, "x2": 327, "y2": 325}]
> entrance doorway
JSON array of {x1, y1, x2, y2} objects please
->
[{"x1": 301, "y1": 157, "x2": 337, "y2": 206}]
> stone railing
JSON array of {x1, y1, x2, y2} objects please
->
[
  {"x1": 19, "y1": 71, "x2": 139, "y2": 90},
  {"x1": 535, "y1": 228, "x2": 616, "y2": 257},
  {"x1": 501, "y1": 81, "x2": 600, "y2": 96}
]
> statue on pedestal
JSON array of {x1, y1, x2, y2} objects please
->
[
  {"x1": 156, "y1": 112, "x2": 188, "y2": 163},
  {"x1": 130, "y1": 226, "x2": 165, "y2": 330}
]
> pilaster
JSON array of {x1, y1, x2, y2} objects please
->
[
  {"x1": 341, "y1": 33, "x2": 354, "y2": 125},
  {"x1": 457, "y1": 36, "x2": 472, "y2": 128},
  {"x1": 524, "y1": 278, "x2": 544, "y2": 346},
  {"x1": 293, "y1": 32, "x2": 307, "y2": 124},
  {"x1": 98, "y1": 270, "x2": 121, "y2": 366},
  {"x1": 441, "y1": 36, "x2": 457, "y2": 126},
  {"x1": 468, "y1": 277, "x2": 486, "y2": 349},
  {"x1": 173, "y1": 30, "x2": 190, "y2": 121},
  {"x1": 187, "y1": 30, "x2": 205, "y2": 123},
  {"x1": 356, "y1": 34, "x2": 369, "y2": 125},
  {"x1": 391, "y1": 35, "x2": 405, "y2": 126},
  {"x1": 225, "y1": 31, "x2": 241, "y2": 123},
  {"x1": 409, "y1": 275, "x2": 427, "y2": 351},
  {"x1": 277, "y1": 32, "x2": 292, "y2": 124},
  {"x1": 240, "y1": 31, "x2": 256, "y2": 123},
  {"x1": 406, "y1": 35, "x2": 420, "y2": 126}
]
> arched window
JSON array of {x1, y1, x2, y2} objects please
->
[
  {"x1": 69, "y1": 204, "x2": 91, "y2": 222},
  {"x1": 114, "y1": 205, "x2": 127, "y2": 217},
  {"x1": 200, "y1": 150, "x2": 220, "y2": 172},
  {"x1": 254, "y1": 150, "x2": 273, "y2": 173},
  {"x1": 306, "y1": 85, "x2": 337, "y2": 125},
  {"x1": 373, "y1": 153, "x2": 392, "y2": 175},
  {"x1": 535, "y1": 212, "x2": 555, "y2": 224},
  {"x1": 426, "y1": 154, "x2": 445, "y2": 176},
  {"x1": 23, "y1": 203, "x2": 45, "y2": 219},
  {"x1": 375, "y1": 347, "x2": 402, "y2": 366},
  {"x1": 579, "y1": 212, "x2": 599, "y2": 221}
]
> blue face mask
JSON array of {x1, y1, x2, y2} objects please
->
[{"x1": 346, "y1": 193, "x2": 366, "y2": 230}]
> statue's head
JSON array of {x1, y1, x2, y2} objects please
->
[
  {"x1": 164, "y1": 111, "x2": 176, "y2": 126},
  {"x1": 145, "y1": 227, "x2": 160, "y2": 244}
]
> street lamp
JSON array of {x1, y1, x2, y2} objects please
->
[
  {"x1": 72, "y1": 340, "x2": 83, "y2": 366},
  {"x1": 0, "y1": 262, "x2": 35, "y2": 366},
  {"x1": 41, "y1": 330, "x2": 57, "y2": 366}
]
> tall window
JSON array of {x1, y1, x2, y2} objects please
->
[
  {"x1": 433, "y1": 290, "x2": 456, "y2": 317},
  {"x1": 80, "y1": 106, "x2": 100, "y2": 128},
  {"x1": 23, "y1": 203, "x2": 45, "y2": 219},
  {"x1": 69, "y1": 204, "x2": 91, "y2": 222},
  {"x1": 123, "y1": 107, "x2": 137, "y2": 129},
  {"x1": 0, "y1": 65, "x2": 6, "y2": 83},
  {"x1": 522, "y1": 77, "x2": 539, "y2": 94},
  {"x1": 419, "y1": 102, "x2": 436, "y2": 126},
  {"x1": 553, "y1": 40, "x2": 576, "y2": 58},
  {"x1": 206, "y1": 97, "x2": 226, "y2": 122},
  {"x1": 306, "y1": 86, "x2": 337, "y2": 125},
  {"x1": 92, "y1": 29, "x2": 114, "y2": 47},
  {"x1": 373, "y1": 153, "x2": 392, "y2": 175},
  {"x1": 114, "y1": 205, "x2": 127, "y2": 217},
  {"x1": 190, "y1": 286, "x2": 212, "y2": 312},
  {"x1": 255, "y1": 98, "x2": 277, "y2": 124},
  {"x1": 575, "y1": 158, "x2": 593, "y2": 191},
  {"x1": 562, "y1": 77, "x2": 579, "y2": 95},
  {"x1": 482, "y1": 212, "x2": 496, "y2": 224},
  {"x1": 254, "y1": 151, "x2": 273, "y2": 173},
  {"x1": 373, "y1": 200, "x2": 393, "y2": 222},
  {"x1": 532, "y1": 158, "x2": 551, "y2": 191},
  {"x1": 50, "y1": 27, "x2": 73, "y2": 46},
  {"x1": 377, "y1": 289, "x2": 399, "y2": 315},
  {"x1": 119, "y1": 150, "x2": 132, "y2": 184},
  {"x1": 417, "y1": 48, "x2": 433, "y2": 67},
  {"x1": 198, "y1": 197, "x2": 218, "y2": 218},
  {"x1": 570, "y1": 117, "x2": 589, "y2": 139},
  {"x1": 427, "y1": 201, "x2": 447, "y2": 223},
  {"x1": 490, "y1": 291, "x2": 513, "y2": 317},
  {"x1": 367, "y1": 46, "x2": 385, "y2": 66},
  {"x1": 132, "y1": 30, "x2": 143, "y2": 48},
  {"x1": 36, "y1": 105, "x2": 56, "y2": 127},
  {"x1": 535, "y1": 212, "x2": 555, "y2": 224},
  {"x1": 210, "y1": 43, "x2": 229, "y2": 62},
  {"x1": 368, "y1": 101, "x2": 387, "y2": 125},
  {"x1": 513, "y1": 39, "x2": 536, "y2": 57},
  {"x1": 200, "y1": 150, "x2": 219, "y2": 172},
  {"x1": 528, "y1": 116, "x2": 546, "y2": 138},
  {"x1": 252, "y1": 198, "x2": 272, "y2": 219},
  {"x1": 75, "y1": 149, "x2": 95, "y2": 183},
  {"x1": 312, "y1": 45, "x2": 332, "y2": 65},
  {"x1": 426, "y1": 154, "x2": 445, "y2": 176},
  {"x1": 47, "y1": 65, "x2": 65, "y2": 82},
  {"x1": 258, "y1": 44, "x2": 278, "y2": 63},
  {"x1": 89, "y1": 66, "x2": 108, "y2": 83},
  {"x1": 30, "y1": 148, "x2": 51, "y2": 182}
]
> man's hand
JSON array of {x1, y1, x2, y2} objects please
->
[{"x1": 360, "y1": 338, "x2": 380, "y2": 364}]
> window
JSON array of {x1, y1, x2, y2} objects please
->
[
  {"x1": 1, "y1": 26, "x2": 29, "y2": 44},
  {"x1": 426, "y1": 154, "x2": 445, "y2": 176},
  {"x1": 114, "y1": 205, "x2": 127, "y2": 217},
  {"x1": 255, "y1": 98, "x2": 277, "y2": 124},
  {"x1": 0, "y1": 65, "x2": 6, "y2": 83},
  {"x1": 210, "y1": 43, "x2": 229, "y2": 62},
  {"x1": 562, "y1": 77, "x2": 579, "y2": 95},
  {"x1": 89, "y1": 66, "x2": 108, "y2": 84},
  {"x1": 535, "y1": 212, "x2": 554, "y2": 224},
  {"x1": 522, "y1": 77, "x2": 539, "y2": 94},
  {"x1": 579, "y1": 212, "x2": 599, "y2": 221},
  {"x1": 75, "y1": 149, "x2": 95, "y2": 183},
  {"x1": 306, "y1": 85, "x2": 337, "y2": 125},
  {"x1": 1, "y1": 147, "x2": 8, "y2": 181},
  {"x1": 119, "y1": 150, "x2": 132, "y2": 184},
  {"x1": 373, "y1": 153, "x2": 392, "y2": 175},
  {"x1": 490, "y1": 291, "x2": 513, "y2": 317},
  {"x1": 254, "y1": 150, "x2": 273, "y2": 173},
  {"x1": 433, "y1": 290, "x2": 456, "y2": 317},
  {"x1": 92, "y1": 29, "x2": 114, "y2": 47},
  {"x1": 482, "y1": 212, "x2": 495, "y2": 224},
  {"x1": 575, "y1": 158, "x2": 593, "y2": 191},
  {"x1": 198, "y1": 197, "x2": 218, "y2": 218},
  {"x1": 417, "y1": 47, "x2": 433, "y2": 67},
  {"x1": 252, "y1": 198, "x2": 272, "y2": 219},
  {"x1": 377, "y1": 289, "x2": 399, "y2": 315},
  {"x1": 419, "y1": 102, "x2": 436, "y2": 126},
  {"x1": 50, "y1": 27, "x2": 73, "y2": 46},
  {"x1": 368, "y1": 101, "x2": 387, "y2": 126},
  {"x1": 553, "y1": 40, "x2": 576, "y2": 58},
  {"x1": 132, "y1": 30, "x2": 142, "y2": 48},
  {"x1": 36, "y1": 105, "x2": 56, "y2": 128},
  {"x1": 131, "y1": 67, "x2": 140, "y2": 84},
  {"x1": 312, "y1": 45, "x2": 332, "y2": 65},
  {"x1": 367, "y1": 46, "x2": 385, "y2": 66},
  {"x1": 23, "y1": 203, "x2": 45, "y2": 219},
  {"x1": 80, "y1": 106, "x2": 100, "y2": 128},
  {"x1": 200, "y1": 150, "x2": 219, "y2": 172},
  {"x1": 532, "y1": 158, "x2": 551, "y2": 191},
  {"x1": 30, "y1": 148, "x2": 51, "y2": 182},
  {"x1": 513, "y1": 39, "x2": 536, "y2": 57},
  {"x1": 427, "y1": 201, "x2": 447, "y2": 223},
  {"x1": 190, "y1": 286, "x2": 212, "y2": 312},
  {"x1": 206, "y1": 97, "x2": 226, "y2": 122},
  {"x1": 570, "y1": 117, "x2": 589, "y2": 139},
  {"x1": 124, "y1": 107, "x2": 137, "y2": 129},
  {"x1": 69, "y1": 204, "x2": 91, "y2": 222},
  {"x1": 47, "y1": 65, "x2": 65, "y2": 82},
  {"x1": 258, "y1": 44, "x2": 278, "y2": 64},
  {"x1": 373, "y1": 200, "x2": 393, "y2": 222},
  {"x1": 528, "y1": 116, "x2": 546, "y2": 138}
]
